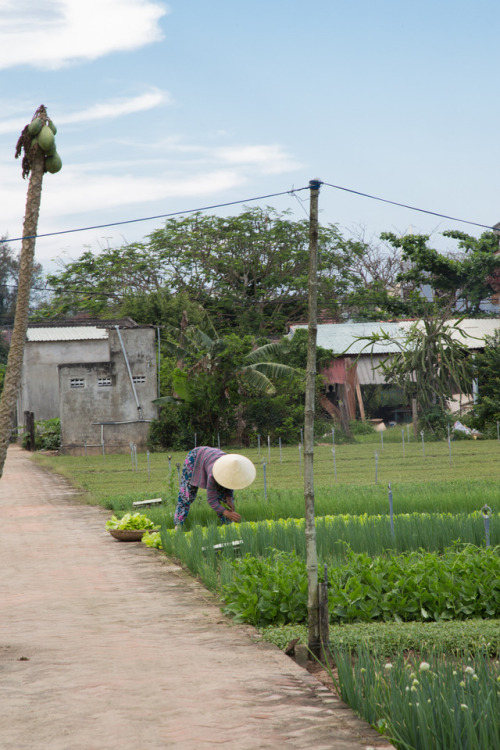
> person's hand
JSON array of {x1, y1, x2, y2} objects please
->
[{"x1": 222, "y1": 509, "x2": 241, "y2": 522}]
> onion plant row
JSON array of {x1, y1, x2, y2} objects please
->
[
  {"x1": 160, "y1": 511, "x2": 499, "y2": 561},
  {"x1": 329, "y1": 647, "x2": 500, "y2": 750}
]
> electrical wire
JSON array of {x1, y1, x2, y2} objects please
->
[
  {"x1": 1, "y1": 179, "x2": 495, "y2": 249},
  {"x1": 320, "y1": 182, "x2": 494, "y2": 231},
  {"x1": 0, "y1": 186, "x2": 309, "y2": 245}
]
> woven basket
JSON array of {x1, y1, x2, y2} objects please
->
[{"x1": 108, "y1": 529, "x2": 149, "y2": 542}]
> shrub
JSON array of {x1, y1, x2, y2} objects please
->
[
  {"x1": 147, "y1": 402, "x2": 193, "y2": 451},
  {"x1": 22, "y1": 417, "x2": 61, "y2": 451}
]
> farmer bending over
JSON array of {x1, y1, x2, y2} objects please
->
[{"x1": 174, "y1": 446, "x2": 256, "y2": 529}]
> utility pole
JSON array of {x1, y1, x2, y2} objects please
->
[{"x1": 304, "y1": 179, "x2": 321, "y2": 659}]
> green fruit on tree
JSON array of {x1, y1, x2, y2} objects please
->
[
  {"x1": 45, "y1": 152, "x2": 62, "y2": 174},
  {"x1": 45, "y1": 141, "x2": 57, "y2": 157},
  {"x1": 48, "y1": 119, "x2": 57, "y2": 135},
  {"x1": 37, "y1": 125, "x2": 55, "y2": 152},
  {"x1": 27, "y1": 118, "x2": 43, "y2": 136}
]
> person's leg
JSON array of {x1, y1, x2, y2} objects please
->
[{"x1": 174, "y1": 450, "x2": 198, "y2": 527}]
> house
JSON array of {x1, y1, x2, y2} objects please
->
[
  {"x1": 18, "y1": 319, "x2": 158, "y2": 454},
  {"x1": 288, "y1": 318, "x2": 500, "y2": 424}
]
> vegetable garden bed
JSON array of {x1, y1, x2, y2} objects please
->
[{"x1": 35, "y1": 438, "x2": 500, "y2": 749}]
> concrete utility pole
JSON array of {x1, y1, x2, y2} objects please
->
[{"x1": 304, "y1": 179, "x2": 321, "y2": 659}]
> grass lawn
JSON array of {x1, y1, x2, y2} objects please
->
[{"x1": 33, "y1": 432, "x2": 500, "y2": 527}]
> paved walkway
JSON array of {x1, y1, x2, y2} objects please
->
[{"x1": 0, "y1": 445, "x2": 393, "y2": 750}]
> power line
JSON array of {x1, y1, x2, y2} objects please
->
[
  {"x1": 320, "y1": 182, "x2": 494, "y2": 231},
  {"x1": 1, "y1": 180, "x2": 495, "y2": 249},
  {"x1": 0, "y1": 187, "x2": 309, "y2": 245}
]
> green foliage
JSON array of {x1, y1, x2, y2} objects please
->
[
  {"x1": 151, "y1": 325, "x2": 302, "y2": 447},
  {"x1": 381, "y1": 229, "x2": 500, "y2": 316},
  {"x1": 469, "y1": 330, "x2": 500, "y2": 431},
  {"x1": 0, "y1": 237, "x2": 44, "y2": 325},
  {"x1": 33, "y1": 440, "x2": 500, "y2": 523},
  {"x1": 105, "y1": 513, "x2": 159, "y2": 530},
  {"x1": 40, "y1": 208, "x2": 361, "y2": 335},
  {"x1": 222, "y1": 551, "x2": 308, "y2": 626},
  {"x1": 348, "y1": 419, "x2": 376, "y2": 436},
  {"x1": 330, "y1": 646, "x2": 500, "y2": 750},
  {"x1": 242, "y1": 394, "x2": 304, "y2": 444},
  {"x1": 220, "y1": 544, "x2": 500, "y2": 626},
  {"x1": 327, "y1": 545, "x2": 500, "y2": 624},
  {"x1": 22, "y1": 417, "x2": 61, "y2": 450},
  {"x1": 141, "y1": 531, "x2": 163, "y2": 548},
  {"x1": 260, "y1": 619, "x2": 500, "y2": 657},
  {"x1": 357, "y1": 317, "x2": 474, "y2": 433}
]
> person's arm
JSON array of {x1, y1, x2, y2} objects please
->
[
  {"x1": 221, "y1": 492, "x2": 241, "y2": 522},
  {"x1": 207, "y1": 483, "x2": 241, "y2": 521}
]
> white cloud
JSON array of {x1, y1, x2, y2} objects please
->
[
  {"x1": 59, "y1": 89, "x2": 172, "y2": 124},
  {"x1": 0, "y1": 0, "x2": 168, "y2": 70},
  {"x1": 215, "y1": 144, "x2": 302, "y2": 175},
  {"x1": 0, "y1": 131, "x2": 302, "y2": 266},
  {"x1": 39, "y1": 168, "x2": 247, "y2": 217},
  {"x1": 0, "y1": 89, "x2": 171, "y2": 135}
]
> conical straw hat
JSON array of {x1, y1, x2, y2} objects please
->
[{"x1": 212, "y1": 454, "x2": 256, "y2": 490}]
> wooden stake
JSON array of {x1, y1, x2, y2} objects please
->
[{"x1": 304, "y1": 179, "x2": 321, "y2": 660}]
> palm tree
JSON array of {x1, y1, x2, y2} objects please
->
[
  {"x1": 156, "y1": 320, "x2": 301, "y2": 401},
  {"x1": 153, "y1": 321, "x2": 302, "y2": 442},
  {"x1": 0, "y1": 106, "x2": 61, "y2": 475}
]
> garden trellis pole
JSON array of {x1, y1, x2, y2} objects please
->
[{"x1": 304, "y1": 179, "x2": 321, "y2": 659}]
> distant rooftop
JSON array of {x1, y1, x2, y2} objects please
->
[
  {"x1": 26, "y1": 327, "x2": 109, "y2": 343},
  {"x1": 289, "y1": 318, "x2": 500, "y2": 355}
]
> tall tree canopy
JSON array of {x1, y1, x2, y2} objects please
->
[
  {"x1": 381, "y1": 230, "x2": 500, "y2": 316},
  {"x1": 40, "y1": 207, "x2": 363, "y2": 334},
  {"x1": 0, "y1": 237, "x2": 43, "y2": 325}
]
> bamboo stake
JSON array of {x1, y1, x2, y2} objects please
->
[{"x1": 304, "y1": 179, "x2": 321, "y2": 659}]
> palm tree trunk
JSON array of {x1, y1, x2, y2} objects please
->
[{"x1": 0, "y1": 147, "x2": 45, "y2": 475}]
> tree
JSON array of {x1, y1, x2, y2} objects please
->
[
  {"x1": 151, "y1": 322, "x2": 302, "y2": 447},
  {"x1": 341, "y1": 229, "x2": 409, "y2": 321},
  {"x1": 0, "y1": 237, "x2": 44, "y2": 327},
  {"x1": 469, "y1": 331, "x2": 500, "y2": 432},
  {"x1": 0, "y1": 106, "x2": 62, "y2": 475},
  {"x1": 41, "y1": 208, "x2": 362, "y2": 334},
  {"x1": 356, "y1": 316, "x2": 474, "y2": 433},
  {"x1": 380, "y1": 230, "x2": 500, "y2": 316}
]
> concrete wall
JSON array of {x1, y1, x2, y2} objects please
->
[
  {"x1": 58, "y1": 328, "x2": 158, "y2": 454},
  {"x1": 18, "y1": 338, "x2": 109, "y2": 423}
]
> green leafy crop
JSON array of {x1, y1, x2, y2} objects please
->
[{"x1": 105, "y1": 513, "x2": 159, "y2": 531}]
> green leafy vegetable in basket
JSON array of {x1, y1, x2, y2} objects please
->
[{"x1": 106, "y1": 513, "x2": 159, "y2": 531}]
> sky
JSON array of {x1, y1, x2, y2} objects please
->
[{"x1": 1, "y1": 0, "x2": 500, "y2": 275}]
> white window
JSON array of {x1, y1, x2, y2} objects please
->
[
  {"x1": 132, "y1": 375, "x2": 146, "y2": 384},
  {"x1": 98, "y1": 377, "x2": 112, "y2": 387},
  {"x1": 70, "y1": 378, "x2": 85, "y2": 388}
]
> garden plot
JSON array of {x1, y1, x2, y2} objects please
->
[{"x1": 35, "y1": 437, "x2": 500, "y2": 750}]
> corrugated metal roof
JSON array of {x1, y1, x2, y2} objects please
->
[
  {"x1": 289, "y1": 322, "x2": 406, "y2": 355},
  {"x1": 26, "y1": 327, "x2": 109, "y2": 342},
  {"x1": 290, "y1": 318, "x2": 500, "y2": 355},
  {"x1": 398, "y1": 318, "x2": 500, "y2": 349}
]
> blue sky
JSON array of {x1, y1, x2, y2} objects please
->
[{"x1": 1, "y1": 0, "x2": 499, "y2": 272}]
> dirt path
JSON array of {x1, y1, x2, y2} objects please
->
[{"x1": 0, "y1": 445, "x2": 392, "y2": 750}]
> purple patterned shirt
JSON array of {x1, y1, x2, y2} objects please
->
[{"x1": 191, "y1": 446, "x2": 234, "y2": 515}]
